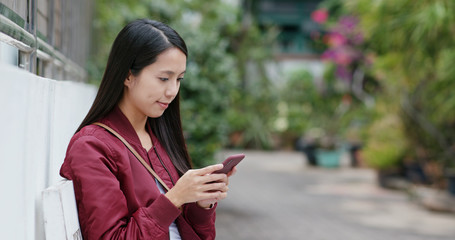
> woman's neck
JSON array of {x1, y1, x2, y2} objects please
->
[{"x1": 117, "y1": 101, "x2": 148, "y2": 135}]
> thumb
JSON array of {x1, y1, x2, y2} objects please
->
[{"x1": 198, "y1": 164, "x2": 223, "y2": 175}]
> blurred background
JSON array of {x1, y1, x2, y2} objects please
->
[{"x1": 1, "y1": 0, "x2": 455, "y2": 239}]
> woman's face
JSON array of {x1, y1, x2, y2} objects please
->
[{"x1": 122, "y1": 47, "x2": 186, "y2": 119}]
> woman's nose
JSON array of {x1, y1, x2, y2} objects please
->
[{"x1": 165, "y1": 80, "x2": 180, "y2": 97}]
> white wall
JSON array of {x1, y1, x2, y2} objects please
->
[
  {"x1": 265, "y1": 58, "x2": 325, "y2": 87},
  {"x1": 0, "y1": 63, "x2": 97, "y2": 240}
]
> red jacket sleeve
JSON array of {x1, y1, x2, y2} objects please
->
[
  {"x1": 182, "y1": 203, "x2": 217, "y2": 239},
  {"x1": 61, "y1": 135, "x2": 181, "y2": 240}
]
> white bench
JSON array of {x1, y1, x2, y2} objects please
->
[{"x1": 42, "y1": 180, "x2": 82, "y2": 240}]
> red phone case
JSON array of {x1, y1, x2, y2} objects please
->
[{"x1": 214, "y1": 154, "x2": 245, "y2": 174}]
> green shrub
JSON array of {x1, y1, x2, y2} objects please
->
[
  {"x1": 363, "y1": 114, "x2": 408, "y2": 170},
  {"x1": 348, "y1": 0, "x2": 455, "y2": 168},
  {"x1": 319, "y1": 0, "x2": 455, "y2": 170},
  {"x1": 90, "y1": 0, "x2": 275, "y2": 167},
  {"x1": 276, "y1": 70, "x2": 316, "y2": 142}
]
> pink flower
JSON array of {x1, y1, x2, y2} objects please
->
[
  {"x1": 324, "y1": 46, "x2": 356, "y2": 66},
  {"x1": 327, "y1": 32, "x2": 346, "y2": 47},
  {"x1": 334, "y1": 51, "x2": 352, "y2": 66},
  {"x1": 352, "y1": 32, "x2": 364, "y2": 45},
  {"x1": 338, "y1": 16, "x2": 358, "y2": 31},
  {"x1": 336, "y1": 66, "x2": 351, "y2": 81},
  {"x1": 311, "y1": 9, "x2": 329, "y2": 24},
  {"x1": 321, "y1": 49, "x2": 336, "y2": 61}
]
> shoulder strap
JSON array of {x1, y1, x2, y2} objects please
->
[{"x1": 93, "y1": 122, "x2": 170, "y2": 192}]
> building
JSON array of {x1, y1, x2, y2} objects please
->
[
  {"x1": 249, "y1": 0, "x2": 323, "y2": 55},
  {"x1": 0, "y1": 0, "x2": 92, "y2": 81},
  {"x1": 1, "y1": 1, "x2": 96, "y2": 239},
  {"x1": 245, "y1": 0, "x2": 325, "y2": 84}
]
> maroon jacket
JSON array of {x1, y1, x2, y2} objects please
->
[{"x1": 60, "y1": 107, "x2": 216, "y2": 240}]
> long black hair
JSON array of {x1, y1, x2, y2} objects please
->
[{"x1": 77, "y1": 19, "x2": 192, "y2": 175}]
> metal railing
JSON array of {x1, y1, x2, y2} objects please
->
[{"x1": 0, "y1": 1, "x2": 92, "y2": 82}]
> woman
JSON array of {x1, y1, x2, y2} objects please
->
[{"x1": 60, "y1": 19, "x2": 233, "y2": 240}]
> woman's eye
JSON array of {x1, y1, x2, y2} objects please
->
[
  {"x1": 177, "y1": 77, "x2": 184, "y2": 81},
  {"x1": 159, "y1": 78, "x2": 169, "y2": 81}
]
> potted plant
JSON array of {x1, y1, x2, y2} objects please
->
[
  {"x1": 362, "y1": 114, "x2": 409, "y2": 189},
  {"x1": 444, "y1": 167, "x2": 455, "y2": 196},
  {"x1": 277, "y1": 70, "x2": 317, "y2": 152},
  {"x1": 307, "y1": 7, "x2": 381, "y2": 167},
  {"x1": 278, "y1": 69, "x2": 345, "y2": 167}
]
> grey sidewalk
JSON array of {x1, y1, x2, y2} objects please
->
[{"x1": 215, "y1": 150, "x2": 455, "y2": 240}]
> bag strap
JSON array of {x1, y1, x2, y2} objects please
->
[{"x1": 93, "y1": 122, "x2": 170, "y2": 192}]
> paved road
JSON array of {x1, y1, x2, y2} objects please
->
[{"x1": 214, "y1": 150, "x2": 455, "y2": 240}]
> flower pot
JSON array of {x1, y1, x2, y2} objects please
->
[
  {"x1": 347, "y1": 143, "x2": 362, "y2": 167},
  {"x1": 444, "y1": 169, "x2": 455, "y2": 196},
  {"x1": 377, "y1": 168, "x2": 408, "y2": 190},
  {"x1": 295, "y1": 137, "x2": 318, "y2": 166},
  {"x1": 404, "y1": 161, "x2": 429, "y2": 184},
  {"x1": 316, "y1": 149, "x2": 341, "y2": 168},
  {"x1": 447, "y1": 174, "x2": 455, "y2": 196}
]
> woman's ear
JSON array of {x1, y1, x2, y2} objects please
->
[{"x1": 124, "y1": 71, "x2": 134, "y2": 87}]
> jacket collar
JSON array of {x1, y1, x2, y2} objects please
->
[{"x1": 99, "y1": 106, "x2": 143, "y2": 148}]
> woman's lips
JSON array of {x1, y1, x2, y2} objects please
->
[{"x1": 157, "y1": 102, "x2": 169, "y2": 109}]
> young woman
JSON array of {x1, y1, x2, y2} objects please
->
[{"x1": 60, "y1": 19, "x2": 234, "y2": 240}]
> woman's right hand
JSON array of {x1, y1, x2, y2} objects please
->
[{"x1": 164, "y1": 164, "x2": 228, "y2": 208}]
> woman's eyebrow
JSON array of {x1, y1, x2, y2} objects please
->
[{"x1": 159, "y1": 70, "x2": 186, "y2": 75}]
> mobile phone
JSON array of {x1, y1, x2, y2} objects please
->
[{"x1": 214, "y1": 153, "x2": 245, "y2": 174}]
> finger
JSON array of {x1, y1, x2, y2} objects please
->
[
  {"x1": 198, "y1": 198, "x2": 217, "y2": 204},
  {"x1": 197, "y1": 199, "x2": 217, "y2": 208},
  {"x1": 202, "y1": 173, "x2": 227, "y2": 184},
  {"x1": 214, "y1": 174, "x2": 228, "y2": 184},
  {"x1": 203, "y1": 191, "x2": 227, "y2": 201},
  {"x1": 197, "y1": 164, "x2": 223, "y2": 175},
  {"x1": 215, "y1": 191, "x2": 228, "y2": 201},
  {"x1": 217, "y1": 185, "x2": 229, "y2": 193},
  {"x1": 227, "y1": 166, "x2": 237, "y2": 177},
  {"x1": 201, "y1": 182, "x2": 227, "y2": 192}
]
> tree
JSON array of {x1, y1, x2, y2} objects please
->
[
  {"x1": 341, "y1": 0, "x2": 455, "y2": 182},
  {"x1": 89, "y1": 0, "x2": 276, "y2": 166}
]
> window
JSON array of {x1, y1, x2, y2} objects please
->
[{"x1": 0, "y1": 41, "x2": 19, "y2": 66}]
